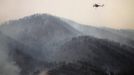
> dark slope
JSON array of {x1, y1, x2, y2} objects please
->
[
  {"x1": 57, "y1": 36, "x2": 134, "y2": 63},
  {"x1": 48, "y1": 36, "x2": 134, "y2": 75}
]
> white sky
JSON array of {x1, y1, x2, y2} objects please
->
[{"x1": 0, "y1": 0, "x2": 134, "y2": 29}]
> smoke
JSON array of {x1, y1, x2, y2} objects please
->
[{"x1": 0, "y1": 35, "x2": 20, "y2": 75}]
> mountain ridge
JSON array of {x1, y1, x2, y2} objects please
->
[{"x1": 0, "y1": 14, "x2": 134, "y2": 75}]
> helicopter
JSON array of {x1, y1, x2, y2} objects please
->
[{"x1": 93, "y1": 4, "x2": 104, "y2": 8}]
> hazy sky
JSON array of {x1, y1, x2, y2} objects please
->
[{"x1": 0, "y1": 0, "x2": 134, "y2": 29}]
